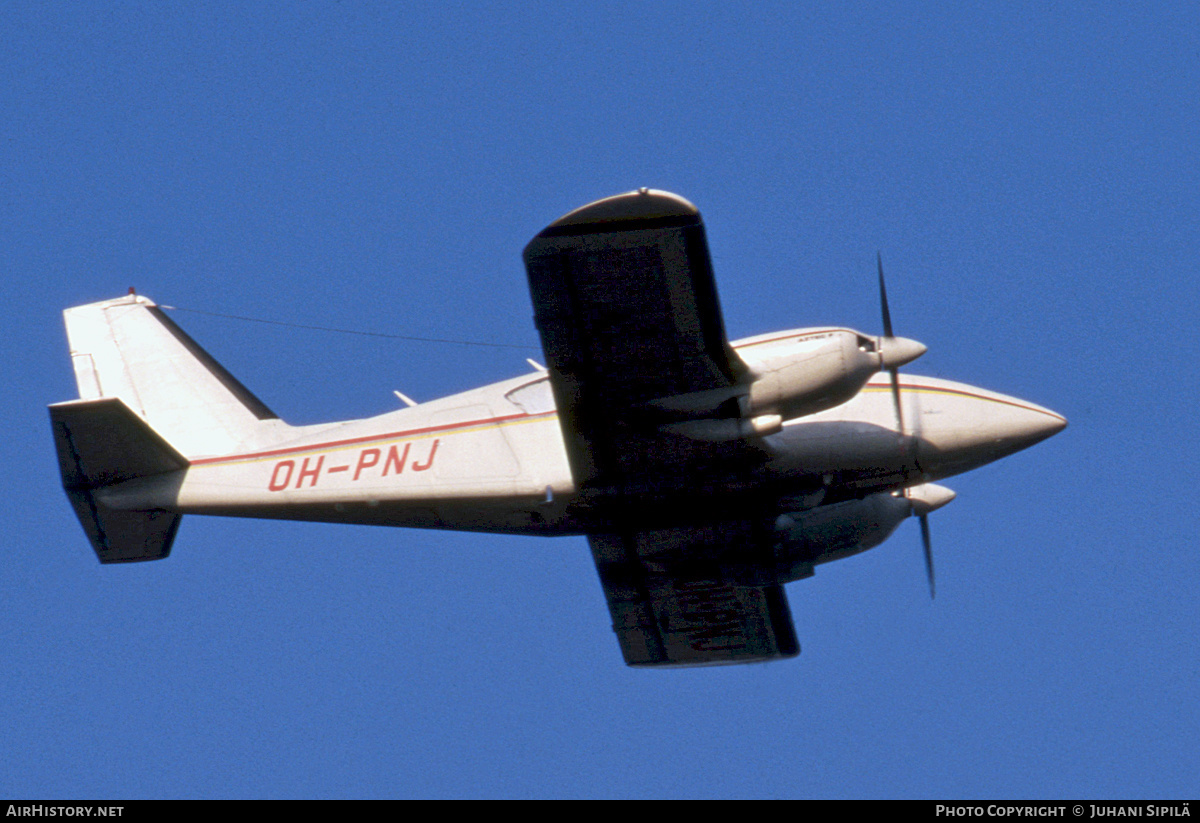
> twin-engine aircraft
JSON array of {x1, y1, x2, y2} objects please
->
[{"x1": 50, "y1": 189, "x2": 1065, "y2": 667}]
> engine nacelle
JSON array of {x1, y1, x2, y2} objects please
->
[
  {"x1": 739, "y1": 328, "x2": 922, "y2": 422},
  {"x1": 746, "y1": 330, "x2": 879, "y2": 420},
  {"x1": 772, "y1": 491, "x2": 912, "y2": 582},
  {"x1": 647, "y1": 328, "x2": 924, "y2": 442}
]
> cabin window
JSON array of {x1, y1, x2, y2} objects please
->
[{"x1": 505, "y1": 377, "x2": 555, "y2": 414}]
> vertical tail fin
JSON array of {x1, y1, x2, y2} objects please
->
[
  {"x1": 63, "y1": 293, "x2": 283, "y2": 458},
  {"x1": 53, "y1": 293, "x2": 292, "y2": 562}
]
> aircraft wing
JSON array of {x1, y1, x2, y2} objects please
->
[
  {"x1": 525, "y1": 191, "x2": 798, "y2": 665},
  {"x1": 523, "y1": 189, "x2": 755, "y2": 496},
  {"x1": 590, "y1": 526, "x2": 799, "y2": 666}
]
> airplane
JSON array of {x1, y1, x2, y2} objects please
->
[{"x1": 49, "y1": 189, "x2": 1066, "y2": 667}]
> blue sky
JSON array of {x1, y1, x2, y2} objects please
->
[{"x1": 2, "y1": 2, "x2": 1197, "y2": 799}]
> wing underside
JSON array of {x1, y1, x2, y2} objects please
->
[
  {"x1": 525, "y1": 191, "x2": 798, "y2": 666},
  {"x1": 590, "y1": 528, "x2": 799, "y2": 666},
  {"x1": 523, "y1": 189, "x2": 755, "y2": 497}
]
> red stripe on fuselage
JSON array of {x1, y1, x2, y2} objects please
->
[
  {"x1": 190, "y1": 409, "x2": 556, "y2": 466},
  {"x1": 861, "y1": 381, "x2": 1065, "y2": 420},
  {"x1": 190, "y1": 378, "x2": 1058, "y2": 467}
]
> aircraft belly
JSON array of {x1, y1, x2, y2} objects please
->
[{"x1": 764, "y1": 419, "x2": 912, "y2": 488}]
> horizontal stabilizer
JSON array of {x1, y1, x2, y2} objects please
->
[
  {"x1": 50, "y1": 397, "x2": 187, "y2": 563},
  {"x1": 62, "y1": 494, "x2": 180, "y2": 564},
  {"x1": 51, "y1": 397, "x2": 187, "y2": 488}
]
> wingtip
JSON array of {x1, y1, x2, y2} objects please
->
[{"x1": 539, "y1": 189, "x2": 700, "y2": 236}]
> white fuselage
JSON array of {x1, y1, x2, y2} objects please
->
[{"x1": 97, "y1": 327, "x2": 1066, "y2": 541}]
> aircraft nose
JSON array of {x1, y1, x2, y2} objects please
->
[
  {"x1": 913, "y1": 383, "x2": 1067, "y2": 477},
  {"x1": 972, "y1": 400, "x2": 1067, "y2": 460},
  {"x1": 1006, "y1": 405, "x2": 1067, "y2": 451},
  {"x1": 878, "y1": 336, "x2": 927, "y2": 370}
]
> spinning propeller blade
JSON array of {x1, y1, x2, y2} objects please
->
[
  {"x1": 920, "y1": 513, "x2": 935, "y2": 600},
  {"x1": 879, "y1": 252, "x2": 905, "y2": 433},
  {"x1": 877, "y1": 251, "x2": 895, "y2": 339},
  {"x1": 876, "y1": 253, "x2": 937, "y2": 600}
]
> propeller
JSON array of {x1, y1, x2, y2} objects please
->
[
  {"x1": 876, "y1": 252, "x2": 938, "y2": 599},
  {"x1": 905, "y1": 484, "x2": 955, "y2": 598},
  {"x1": 919, "y1": 514, "x2": 935, "y2": 599},
  {"x1": 878, "y1": 252, "x2": 905, "y2": 433},
  {"x1": 876, "y1": 252, "x2": 923, "y2": 455}
]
